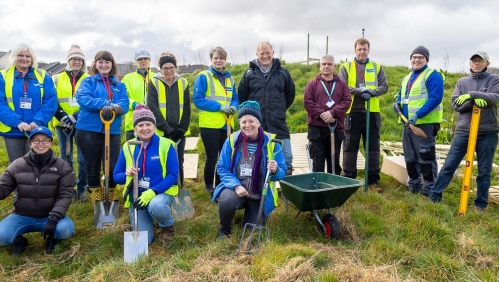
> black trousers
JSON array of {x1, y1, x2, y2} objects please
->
[
  {"x1": 307, "y1": 125, "x2": 344, "y2": 174},
  {"x1": 200, "y1": 128, "x2": 226, "y2": 188}
]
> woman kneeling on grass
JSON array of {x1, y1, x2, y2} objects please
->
[
  {"x1": 212, "y1": 101, "x2": 287, "y2": 238},
  {"x1": 113, "y1": 105, "x2": 178, "y2": 247},
  {"x1": 0, "y1": 127, "x2": 75, "y2": 255}
]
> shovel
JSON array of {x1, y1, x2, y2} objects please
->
[
  {"x1": 238, "y1": 138, "x2": 282, "y2": 254},
  {"x1": 327, "y1": 122, "x2": 337, "y2": 175},
  {"x1": 94, "y1": 110, "x2": 119, "y2": 229},
  {"x1": 364, "y1": 100, "x2": 370, "y2": 193},
  {"x1": 171, "y1": 140, "x2": 196, "y2": 221},
  {"x1": 224, "y1": 113, "x2": 234, "y2": 138},
  {"x1": 458, "y1": 104, "x2": 481, "y2": 219},
  {"x1": 393, "y1": 102, "x2": 428, "y2": 139},
  {"x1": 124, "y1": 140, "x2": 148, "y2": 263}
]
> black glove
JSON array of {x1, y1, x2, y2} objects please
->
[
  {"x1": 60, "y1": 115, "x2": 76, "y2": 130},
  {"x1": 102, "y1": 106, "x2": 114, "y2": 118},
  {"x1": 361, "y1": 90, "x2": 371, "y2": 100},
  {"x1": 169, "y1": 129, "x2": 184, "y2": 142},
  {"x1": 42, "y1": 216, "x2": 60, "y2": 239},
  {"x1": 367, "y1": 89, "x2": 377, "y2": 97},
  {"x1": 110, "y1": 103, "x2": 124, "y2": 116}
]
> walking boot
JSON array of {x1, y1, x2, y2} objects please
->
[
  {"x1": 158, "y1": 225, "x2": 175, "y2": 247},
  {"x1": 11, "y1": 235, "x2": 28, "y2": 256}
]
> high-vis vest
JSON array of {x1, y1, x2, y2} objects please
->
[
  {"x1": 123, "y1": 69, "x2": 156, "y2": 132},
  {"x1": 229, "y1": 131, "x2": 279, "y2": 208},
  {"x1": 122, "y1": 137, "x2": 178, "y2": 208},
  {"x1": 151, "y1": 77, "x2": 190, "y2": 136},
  {"x1": 399, "y1": 68, "x2": 443, "y2": 124},
  {"x1": 0, "y1": 66, "x2": 45, "y2": 133},
  {"x1": 52, "y1": 72, "x2": 89, "y2": 127},
  {"x1": 198, "y1": 71, "x2": 235, "y2": 129},
  {"x1": 342, "y1": 60, "x2": 381, "y2": 113}
]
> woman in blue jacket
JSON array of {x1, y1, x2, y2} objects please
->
[
  {"x1": 75, "y1": 50, "x2": 129, "y2": 199},
  {"x1": 0, "y1": 43, "x2": 57, "y2": 164},
  {"x1": 212, "y1": 101, "x2": 286, "y2": 238},
  {"x1": 114, "y1": 105, "x2": 178, "y2": 246},
  {"x1": 193, "y1": 47, "x2": 238, "y2": 197}
]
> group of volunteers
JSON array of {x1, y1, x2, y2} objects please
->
[{"x1": 0, "y1": 37, "x2": 497, "y2": 256}]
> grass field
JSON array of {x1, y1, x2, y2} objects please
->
[{"x1": 0, "y1": 62, "x2": 498, "y2": 281}]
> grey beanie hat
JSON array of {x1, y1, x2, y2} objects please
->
[{"x1": 411, "y1": 46, "x2": 430, "y2": 61}]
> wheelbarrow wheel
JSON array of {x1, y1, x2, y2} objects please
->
[{"x1": 321, "y1": 214, "x2": 340, "y2": 239}]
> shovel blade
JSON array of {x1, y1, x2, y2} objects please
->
[
  {"x1": 171, "y1": 189, "x2": 196, "y2": 221},
  {"x1": 124, "y1": 230, "x2": 149, "y2": 263},
  {"x1": 93, "y1": 200, "x2": 119, "y2": 229}
]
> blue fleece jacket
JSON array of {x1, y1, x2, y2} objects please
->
[{"x1": 0, "y1": 67, "x2": 57, "y2": 137}]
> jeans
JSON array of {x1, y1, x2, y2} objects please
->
[
  {"x1": 429, "y1": 132, "x2": 498, "y2": 208},
  {"x1": 308, "y1": 125, "x2": 344, "y2": 174},
  {"x1": 0, "y1": 214, "x2": 74, "y2": 246},
  {"x1": 281, "y1": 138, "x2": 293, "y2": 170},
  {"x1": 128, "y1": 193, "x2": 174, "y2": 244},
  {"x1": 3, "y1": 137, "x2": 30, "y2": 202},
  {"x1": 75, "y1": 129, "x2": 121, "y2": 188},
  {"x1": 55, "y1": 126, "x2": 87, "y2": 194},
  {"x1": 218, "y1": 188, "x2": 262, "y2": 235},
  {"x1": 343, "y1": 112, "x2": 381, "y2": 184},
  {"x1": 200, "y1": 128, "x2": 227, "y2": 189}
]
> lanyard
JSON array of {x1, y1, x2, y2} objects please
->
[
  {"x1": 406, "y1": 72, "x2": 423, "y2": 95},
  {"x1": 102, "y1": 77, "x2": 112, "y2": 101},
  {"x1": 71, "y1": 73, "x2": 77, "y2": 96},
  {"x1": 142, "y1": 70, "x2": 149, "y2": 93},
  {"x1": 141, "y1": 145, "x2": 147, "y2": 179},
  {"x1": 354, "y1": 62, "x2": 365, "y2": 85},
  {"x1": 23, "y1": 77, "x2": 29, "y2": 97},
  {"x1": 320, "y1": 80, "x2": 336, "y2": 100}
]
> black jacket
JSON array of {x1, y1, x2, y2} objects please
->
[
  {"x1": 0, "y1": 150, "x2": 74, "y2": 219},
  {"x1": 238, "y1": 58, "x2": 295, "y2": 139}
]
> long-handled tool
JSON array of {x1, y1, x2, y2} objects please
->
[
  {"x1": 171, "y1": 140, "x2": 196, "y2": 221},
  {"x1": 62, "y1": 127, "x2": 77, "y2": 197},
  {"x1": 224, "y1": 113, "x2": 234, "y2": 138},
  {"x1": 94, "y1": 110, "x2": 119, "y2": 228},
  {"x1": 458, "y1": 104, "x2": 481, "y2": 218},
  {"x1": 364, "y1": 100, "x2": 370, "y2": 193},
  {"x1": 327, "y1": 122, "x2": 337, "y2": 175},
  {"x1": 124, "y1": 140, "x2": 148, "y2": 263},
  {"x1": 393, "y1": 102, "x2": 428, "y2": 139},
  {"x1": 238, "y1": 138, "x2": 282, "y2": 254}
]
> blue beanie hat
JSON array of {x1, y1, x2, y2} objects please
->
[
  {"x1": 238, "y1": 101, "x2": 262, "y2": 122},
  {"x1": 29, "y1": 126, "x2": 53, "y2": 140}
]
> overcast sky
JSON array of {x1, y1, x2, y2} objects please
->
[{"x1": 1, "y1": 0, "x2": 497, "y2": 73}]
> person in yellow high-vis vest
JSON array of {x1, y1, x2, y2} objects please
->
[
  {"x1": 122, "y1": 50, "x2": 157, "y2": 140},
  {"x1": 147, "y1": 52, "x2": 191, "y2": 188},
  {"x1": 338, "y1": 38, "x2": 388, "y2": 193},
  {"x1": 193, "y1": 47, "x2": 239, "y2": 197},
  {"x1": 52, "y1": 44, "x2": 89, "y2": 202}
]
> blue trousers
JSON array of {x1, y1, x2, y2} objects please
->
[
  {"x1": 0, "y1": 214, "x2": 74, "y2": 246},
  {"x1": 429, "y1": 132, "x2": 498, "y2": 208},
  {"x1": 55, "y1": 126, "x2": 87, "y2": 194}
]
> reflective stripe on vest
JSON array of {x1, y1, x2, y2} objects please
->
[
  {"x1": 152, "y1": 77, "x2": 190, "y2": 136},
  {"x1": 343, "y1": 61, "x2": 381, "y2": 113},
  {"x1": 198, "y1": 71, "x2": 235, "y2": 129},
  {"x1": 0, "y1": 66, "x2": 45, "y2": 133},
  {"x1": 229, "y1": 131, "x2": 279, "y2": 207},
  {"x1": 52, "y1": 72, "x2": 89, "y2": 127},
  {"x1": 123, "y1": 70, "x2": 156, "y2": 132},
  {"x1": 122, "y1": 137, "x2": 178, "y2": 207},
  {"x1": 400, "y1": 68, "x2": 443, "y2": 124}
]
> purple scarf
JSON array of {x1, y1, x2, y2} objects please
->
[{"x1": 229, "y1": 127, "x2": 265, "y2": 194}]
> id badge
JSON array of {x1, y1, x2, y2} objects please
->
[
  {"x1": 139, "y1": 177, "x2": 150, "y2": 188},
  {"x1": 326, "y1": 99, "x2": 335, "y2": 108},
  {"x1": 69, "y1": 98, "x2": 79, "y2": 107},
  {"x1": 240, "y1": 163, "x2": 253, "y2": 177},
  {"x1": 20, "y1": 97, "x2": 32, "y2": 109},
  {"x1": 359, "y1": 83, "x2": 365, "y2": 88},
  {"x1": 403, "y1": 99, "x2": 409, "y2": 104}
]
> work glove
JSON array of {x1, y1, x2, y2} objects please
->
[
  {"x1": 367, "y1": 89, "x2": 377, "y2": 97},
  {"x1": 60, "y1": 115, "x2": 76, "y2": 130},
  {"x1": 455, "y1": 93, "x2": 471, "y2": 106},
  {"x1": 408, "y1": 114, "x2": 418, "y2": 124},
  {"x1": 220, "y1": 105, "x2": 231, "y2": 114},
  {"x1": 42, "y1": 216, "x2": 60, "y2": 239},
  {"x1": 169, "y1": 129, "x2": 184, "y2": 142},
  {"x1": 228, "y1": 106, "x2": 237, "y2": 115},
  {"x1": 133, "y1": 189, "x2": 157, "y2": 210},
  {"x1": 474, "y1": 98, "x2": 488, "y2": 108},
  {"x1": 101, "y1": 106, "x2": 114, "y2": 118},
  {"x1": 110, "y1": 103, "x2": 124, "y2": 116},
  {"x1": 361, "y1": 90, "x2": 372, "y2": 100}
]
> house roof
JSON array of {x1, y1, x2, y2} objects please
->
[
  {"x1": 178, "y1": 64, "x2": 209, "y2": 74},
  {"x1": 0, "y1": 51, "x2": 8, "y2": 59}
]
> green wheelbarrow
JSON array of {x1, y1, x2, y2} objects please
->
[{"x1": 280, "y1": 172, "x2": 363, "y2": 239}]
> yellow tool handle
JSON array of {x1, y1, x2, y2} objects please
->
[{"x1": 458, "y1": 105, "x2": 481, "y2": 219}]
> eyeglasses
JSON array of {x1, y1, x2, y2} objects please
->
[
  {"x1": 161, "y1": 66, "x2": 175, "y2": 71},
  {"x1": 32, "y1": 139, "x2": 52, "y2": 145},
  {"x1": 411, "y1": 55, "x2": 426, "y2": 61},
  {"x1": 71, "y1": 58, "x2": 83, "y2": 62}
]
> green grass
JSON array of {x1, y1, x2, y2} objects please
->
[{"x1": 1, "y1": 64, "x2": 499, "y2": 281}]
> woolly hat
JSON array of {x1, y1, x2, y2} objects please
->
[
  {"x1": 133, "y1": 104, "x2": 156, "y2": 127},
  {"x1": 159, "y1": 55, "x2": 177, "y2": 68},
  {"x1": 470, "y1": 51, "x2": 489, "y2": 62},
  {"x1": 238, "y1": 101, "x2": 262, "y2": 123},
  {"x1": 410, "y1": 46, "x2": 430, "y2": 61},
  {"x1": 134, "y1": 49, "x2": 151, "y2": 61},
  {"x1": 29, "y1": 126, "x2": 53, "y2": 141},
  {"x1": 66, "y1": 44, "x2": 86, "y2": 71}
]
